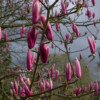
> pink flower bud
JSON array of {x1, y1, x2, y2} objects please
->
[
  {"x1": 81, "y1": 85, "x2": 85, "y2": 93},
  {"x1": 61, "y1": 0, "x2": 67, "y2": 14},
  {"x1": 19, "y1": 74, "x2": 23, "y2": 83},
  {"x1": 91, "y1": 0, "x2": 95, "y2": 6},
  {"x1": 20, "y1": 25, "x2": 25, "y2": 38},
  {"x1": 20, "y1": 87, "x2": 26, "y2": 97},
  {"x1": 55, "y1": 10, "x2": 59, "y2": 16},
  {"x1": 75, "y1": 88, "x2": 81, "y2": 96},
  {"x1": 10, "y1": 89, "x2": 13, "y2": 95},
  {"x1": 27, "y1": 49, "x2": 35, "y2": 70},
  {"x1": 66, "y1": 63, "x2": 71, "y2": 81},
  {"x1": 87, "y1": 36, "x2": 96, "y2": 54},
  {"x1": 47, "y1": 78, "x2": 53, "y2": 90},
  {"x1": 40, "y1": 14, "x2": 54, "y2": 40},
  {"x1": 0, "y1": 27, "x2": 2, "y2": 40},
  {"x1": 32, "y1": 0, "x2": 41, "y2": 24},
  {"x1": 85, "y1": 1, "x2": 88, "y2": 8},
  {"x1": 40, "y1": 80, "x2": 45, "y2": 92},
  {"x1": 65, "y1": 33, "x2": 69, "y2": 41},
  {"x1": 12, "y1": 80, "x2": 19, "y2": 95},
  {"x1": 55, "y1": 70, "x2": 59, "y2": 79},
  {"x1": 72, "y1": 23, "x2": 80, "y2": 37},
  {"x1": 39, "y1": 42, "x2": 49, "y2": 63},
  {"x1": 4, "y1": 31, "x2": 7, "y2": 41},
  {"x1": 27, "y1": 26, "x2": 38, "y2": 49},
  {"x1": 92, "y1": 12, "x2": 95, "y2": 18},
  {"x1": 23, "y1": 82, "x2": 33, "y2": 97},
  {"x1": 75, "y1": 57, "x2": 81, "y2": 78},
  {"x1": 51, "y1": 64, "x2": 55, "y2": 77},
  {"x1": 87, "y1": 8, "x2": 91, "y2": 18},
  {"x1": 55, "y1": 23, "x2": 60, "y2": 32},
  {"x1": 94, "y1": 81, "x2": 98, "y2": 96},
  {"x1": 93, "y1": 20, "x2": 96, "y2": 27}
]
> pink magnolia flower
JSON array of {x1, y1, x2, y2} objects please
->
[
  {"x1": 55, "y1": 10, "x2": 59, "y2": 16},
  {"x1": 72, "y1": 23, "x2": 80, "y2": 37},
  {"x1": 61, "y1": 0, "x2": 67, "y2": 14},
  {"x1": 20, "y1": 87, "x2": 26, "y2": 97},
  {"x1": 27, "y1": 25, "x2": 38, "y2": 49},
  {"x1": 27, "y1": 49, "x2": 35, "y2": 70},
  {"x1": 87, "y1": 36, "x2": 96, "y2": 54},
  {"x1": 10, "y1": 89, "x2": 13, "y2": 95},
  {"x1": 75, "y1": 88, "x2": 81, "y2": 96},
  {"x1": 20, "y1": 25, "x2": 25, "y2": 38},
  {"x1": 85, "y1": 1, "x2": 88, "y2": 8},
  {"x1": 39, "y1": 42, "x2": 49, "y2": 63},
  {"x1": 40, "y1": 14, "x2": 54, "y2": 40},
  {"x1": 93, "y1": 20, "x2": 96, "y2": 27},
  {"x1": 55, "y1": 23, "x2": 60, "y2": 32},
  {"x1": 11, "y1": 80, "x2": 19, "y2": 95},
  {"x1": 65, "y1": 33, "x2": 69, "y2": 41},
  {"x1": 23, "y1": 82, "x2": 33, "y2": 97},
  {"x1": 51, "y1": 64, "x2": 55, "y2": 77},
  {"x1": 55, "y1": 70, "x2": 59, "y2": 79},
  {"x1": 4, "y1": 31, "x2": 7, "y2": 41},
  {"x1": 94, "y1": 81, "x2": 98, "y2": 95},
  {"x1": 66, "y1": 63, "x2": 71, "y2": 81},
  {"x1": 81, "y1": 85, "x2": 85, "y2": 93},
  {"x1": 32, "y1": 0, "x2": 41, "y2": 24},
  {"x1": 19, "y1": 74, "x2": 23, "y2": 83},
  {"x1": 91, "y1": 0, "x2": 95, "y2": 6},
  {"x1": 75, "y1": 57, "x2": 81, "y2": 78},
  {"x1": 40, "y1": 80, "x2": 45, "y2": 92},
  {"x1": 0, "y1": 27, "x2": 2, "y2": 40},
  {"x1": 92, "y1": 12, "x2": 95, "y2": 18},
  {"x1": 86, "y1": 8, "x2": 91, "y2": 18},
  {"x1": 47, "y1": 78, "x2": 53, "y2": 90}
]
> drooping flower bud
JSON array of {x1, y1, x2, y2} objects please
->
[
  {"x1": 39, "y1": 42, "x2": 49, "y2": 63},
  {"x1": 75, "y1": 57, "x2": 81, "y2": 78},
  {"x1": 32, "y1": 0, "x2": 41, "y2": 24},
  {"x1": 20, "y1": 25, "x2": 25, "y2": 38},
  {"x1": 87, "y1": 36, "x2": 96, "y2": 54},
  {"x1": 66, "y1": 63, "x2": 71, "y2": 81},
  {"x1": 40, "y1": 14, "x2": 54, "y2": 40}
]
